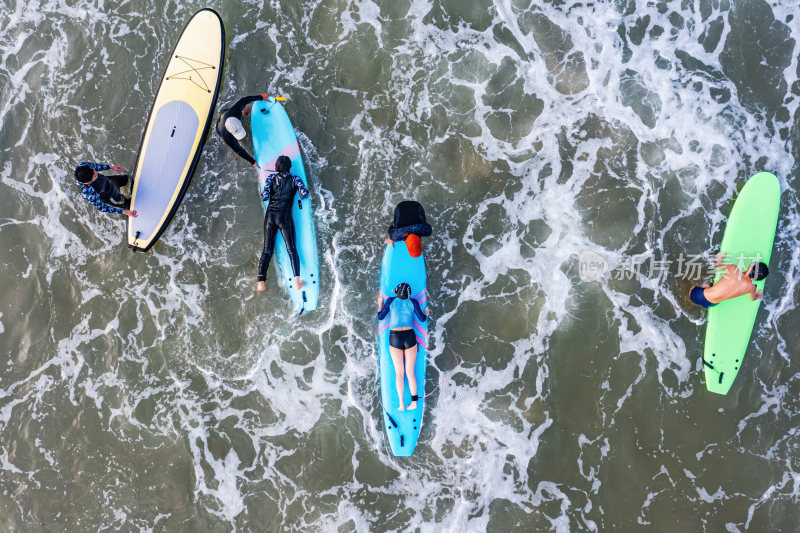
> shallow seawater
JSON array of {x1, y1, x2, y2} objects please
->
[{"x1": 1, "y1": 0, "x2": 799, "y2": 531}]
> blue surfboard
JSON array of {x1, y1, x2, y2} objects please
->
[
  {"x1": 378, "y1": 240, "x2": 428, "y2": 456},
  {"x1": 250, "y1": 98, "x2": 319, "y2": 314}
]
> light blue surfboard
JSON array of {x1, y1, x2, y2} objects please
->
[
  {"x1": 378, "y1": 240, "x2": 428, "y2": 456},
  {"x1": 250, "y1": 98, "x2": 319, "y2": 314}
]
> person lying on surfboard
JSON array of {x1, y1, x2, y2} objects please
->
[
  {"x1": 73, "y1": 162, "x2": 137, "y2": 218},
  {"x1": 256, "y1": 155, "x2": 309, "y2": 292},
  {"x1": 384, "y1": 200, "x2": 432, "y2": 258},
  {"x1": 215, "y1": 93, "x2": 270, "y2": 168},
  {"x1": 377, "y1": 282, "x2": 429, "y2": 411},
  {"x1": 689, "y1": 253, "x2": 769, "y2": 308}
]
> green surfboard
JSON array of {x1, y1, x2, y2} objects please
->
[{"x1": 703, "y1": 172, "x2": 781, "y2": 394}]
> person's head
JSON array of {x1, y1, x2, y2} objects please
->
[
  {"x1": 748, "y1": 262, "x2": 769, "y2": 281},
  {"x1": 74, "y1": 165, "x2": 96, "y2": 183},
  {"x1": 275, "y1": 155, "x2": 292, "y2": 173},
  {"x1": 393, "y1": 282, "x2": 411, "y2": 300},
  {"x1": 406, "y1": 234, "x2": 421, "y2": 258},
  {"x1": 225, "y1": 117, "x2": 246, "y2": 140}
]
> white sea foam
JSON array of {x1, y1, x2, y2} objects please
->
[{"x1": 0, "y1": 0, "x2": 798, "y2": 530}]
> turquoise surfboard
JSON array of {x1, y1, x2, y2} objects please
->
[
  {"x1": 703, "y1": 172, "x2": 781, "y2": 394},
  {"x1": 250, "y1": 98, "x2": 319, "y2": 314},
  {"x1": 378, "y1": 240, "x2": 428, "y2": 456}
]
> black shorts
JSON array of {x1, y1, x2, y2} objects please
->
[{"x1": 389, "y1": 329, "x2": 417, "y2": 350}]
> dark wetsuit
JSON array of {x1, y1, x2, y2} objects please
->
[
  {"x1": 74, "y1": 162, "x2": 130, "y2": 213},
  {"x1": 215, "y1": 95, "x2": 266, "y2": 166},
  {"x1": 258, "y1": 171, "x2": 310, "y2": 282},
  {"x1": 388, "y1": 200, "x2": 432, "y2": 242}
]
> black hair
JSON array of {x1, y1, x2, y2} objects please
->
[
  {"x1": 393, "y1": 200, "x2": 426, "y2": 228},
  {"x1": 393, "y1": 282, "x2": 411, "y2": 300},
  {"x1": 748, "y1": 262, "x2": 769, "y2": 281},
  {"x1": 275, "y1": 155, "x2": 292, "y2": 173},
  {"x1": 74, "y1": 165, "x2": 94, "y2": 183}
]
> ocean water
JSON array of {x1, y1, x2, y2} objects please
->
[{"x1": 1, "y1": 0, "x2": 799, "y2": 530}]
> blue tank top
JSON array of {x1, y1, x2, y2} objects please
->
[{"x1": 389, "y1": 298, "x2": 415, "y2": 329}]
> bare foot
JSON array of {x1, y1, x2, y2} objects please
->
[
  {"x1": 397, "y1": 404, "x2": 405, "y2": 412},
  {"x1": 294, "y1": 277, "x2": 306, "y2": 290},
  {"x1": 256, "y1": 281, "x2": 266, "y2": 292},
  {"x1": 407, "y1": 401, "x2": 417, "y2": 411}
]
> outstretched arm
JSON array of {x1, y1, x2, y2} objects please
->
[
  {"x1": 293, "y1": 175, "x2": 309, "y2": 199},
  {"x1": 78, "y1": 161, "x2": 110, "y2": 172},
  {"x1": 219, "y1": 130, "x2": 256, "y2": 166},
  {"x1": 750, "y1": 284, "x2": 763, "y2": 301},
  {"x1": 388, "y1": 223, "x2": 432, "y2": 242},
  {"x1": 411, "y1": 298, "x2": 427, "y2": 322},
  {"x1": 230, "y1": 94, "x2": 268, "y2": 117},
  {"x1": 377, "y1": 297, "x2": 395, "y2": 320}
]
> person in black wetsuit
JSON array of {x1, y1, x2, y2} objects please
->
[
  {"x1": 385, "y1": 200, "x2": 432, "y2": 258},
  {"x1": 257, "y1": 155, "x2": 309, "y2": 292},
  {"x1": 215, "y1": 93, "x2": 269, "y2": 168}
]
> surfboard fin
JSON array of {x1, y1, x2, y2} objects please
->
[{"x1": 703, "y1": 358, "x2": 724, "y2": 384}]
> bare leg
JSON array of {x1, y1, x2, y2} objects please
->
[
  {"x1": 389, "y1": 346, "x2": 406, "y2": 411},
  {"x1": 256, "y1": 281, "x2": 266, "y2": 292},
  {"x1": 405, "y1": 344, "x2": 418, "y2": 410}
]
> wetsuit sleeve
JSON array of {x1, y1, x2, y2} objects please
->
[
  {"x1": 78, "y1": 162, "x2": 110, "y2": 172},
  {"x1": 219, "y1": 128, "x2": 256, "y2": 166},
  {"x1": 293, "y1": 174, "x2": 309, "y2": 199},
  {"x1": 230, "y1": 95, "x2": 266, "y2": 117},
  {"x1": 388, "y1": 223, "x2": 432, "y2": 241},
  {"x1": 409, "y1": 223, "x2": 432, "y2": 237},
  {"x1": 78, "y1": 183, "x2": 124, "y2": 214},
  {"x1": 377, "y1": 297, "x2": 395, "y2": 320},
  {"x1": 411, "y1": 298, "x2": 427, "y2": 322},
  {"x1": 260, "y1": 173, "x2": 275, "y2": 202}
]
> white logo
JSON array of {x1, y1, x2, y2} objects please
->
[{"x1": 579, "y1": 250, "x2": 609, "y2": 282}]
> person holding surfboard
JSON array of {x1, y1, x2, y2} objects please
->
[
  {"x1": 384, "y1": 200, "x2": 432, "y2": 257},
  {"x1": 216, "y1": 93, "x2": 271, "y2": 167},
  {"x1": 377, "y1": 282, "x2": 429, "y2": 411},
  {"x1": 256, "y1": 155, "x2": 309, "y2": 292},
  {"x1": 73, "y1": 162, "x2": 137, "y2": 217},
  {"x1": 689, "y1": 253, "x2": 769, "y2": 308}
]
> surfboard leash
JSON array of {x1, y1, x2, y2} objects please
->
[{"x1": 280, "y1": 314, "x2": 296, "y2": 337}]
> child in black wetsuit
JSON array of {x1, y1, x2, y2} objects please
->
[{"x1": 256, "y1": 155, "x2": 309, "y2": 292}]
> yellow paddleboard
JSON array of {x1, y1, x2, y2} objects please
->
[{"x1": 128, "y1": 8, "x2": 225, "y2": 252}]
